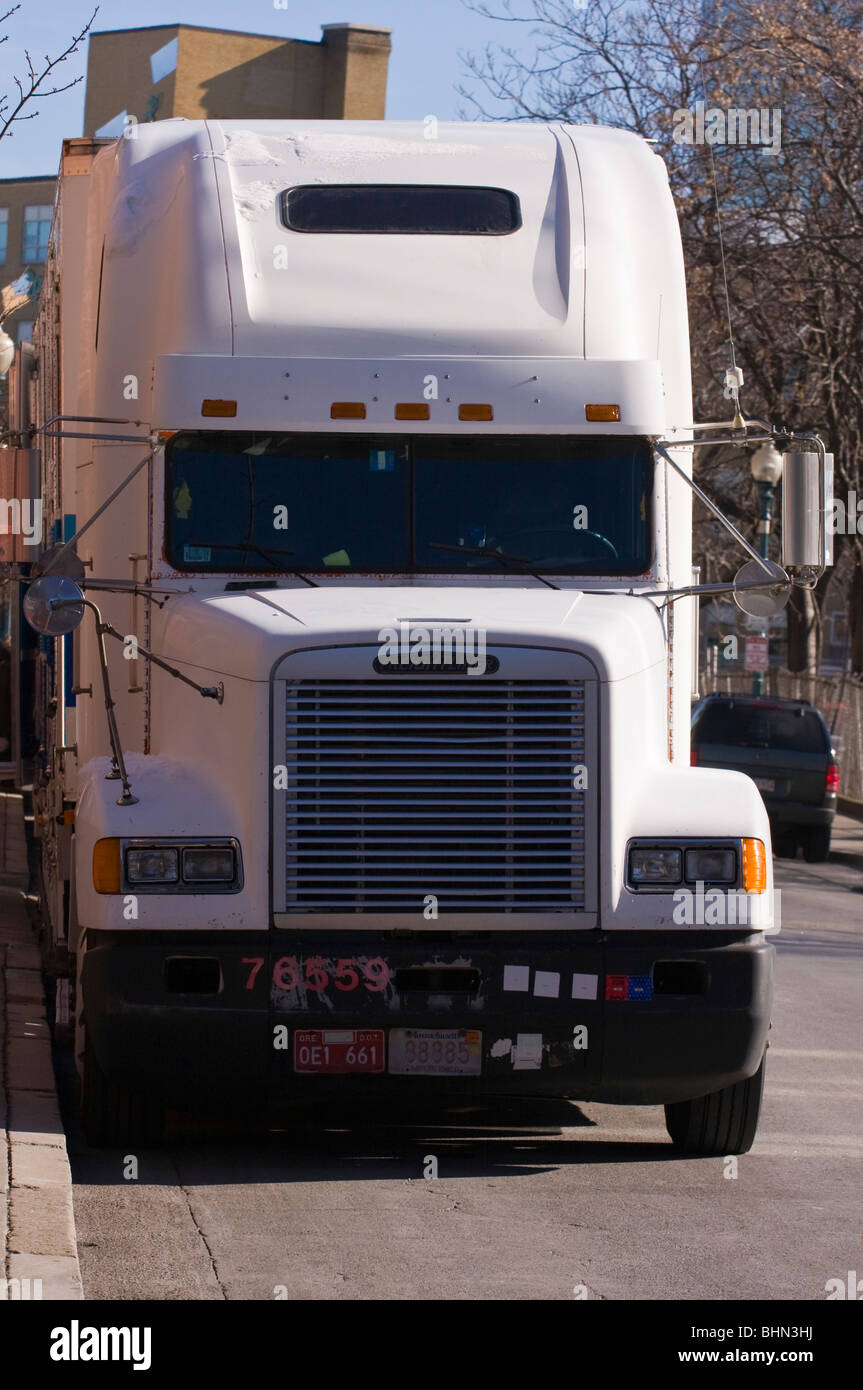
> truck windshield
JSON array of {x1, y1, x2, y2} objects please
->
[{"x1": 165, "y1": 433, "x2": 652, "y2": 575}]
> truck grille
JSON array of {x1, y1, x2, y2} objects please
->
[{"x1": 282, "y1": 679, "x2": 587, "y2": 912}]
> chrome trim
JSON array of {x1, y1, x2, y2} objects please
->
[
  {"x1": 277, "y1": 672, "x2": 593, "y2": 917},
  {"x1": 121, "y1": 837, "x2": 243, "y2": 895},
  {"x1": 625, "y1": 837, "x2": 741, "y2": 893}
]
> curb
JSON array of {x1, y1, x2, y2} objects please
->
[
  {"x1": 829, "y1": 850, "x2": 863, "y2": 870},
  {"x1": 1, "y1": 889, "x2": 83, "y2": 1301}
]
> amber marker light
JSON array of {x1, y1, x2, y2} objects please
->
[
  {"x1": 395, "y1": 403, "x2": 430, "y2": 420},
  {"x1": 93, "y1": 838, "x2": 122, "y2": 894},
  {"x1": 741, "y1": 838, "x2": 768, "y2": 893},
  {"x1": 585, "y1": 404, "x2": 621, "y2": 422},
  {"x1": 330, "y1": 402, "x2": 367, "y2": 419},
  {"x1": 201, "y1": 399, "x2": 237, "y2": 418},
  {"x1": 459, "y1": 404, "x2": 494, "y2": 421}
]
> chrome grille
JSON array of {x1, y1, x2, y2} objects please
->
[{"x1": 282, "y1": 678, "x2": 588, "y2": 913}]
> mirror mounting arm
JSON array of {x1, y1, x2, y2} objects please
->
[
  {"x1": 46, "y1": 594, "x2": 224, "y2": 808},
  {"x1": 654, "y1": 442, "x2": 775, "y2": 576},
  {"x1": 54, "y1": 596, "x2": 138, "y2": 806}
]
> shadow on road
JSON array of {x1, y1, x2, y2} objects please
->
[{"x1": 60, "y1": 1083, "x2": 683, "y2": 1185}]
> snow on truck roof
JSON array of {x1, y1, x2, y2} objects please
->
[{"x1": 94, "y1": 120, "x2": 687, "y2": 366}]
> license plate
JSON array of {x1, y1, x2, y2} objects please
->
[
  {"x1": 754, "y1": 777, "x2": 775, "y2": 792},
  {"x1": 388, "y1": 1028, "x2": 482, "y2": 1076},
  {"x1": 293, "y1": 1029, "x2": 384, "y2": 1074}
]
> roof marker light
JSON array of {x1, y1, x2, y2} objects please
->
[
  {"x1": 331, "y1": 402, "x2": 367, "y2": 419},
  {"x1": 459, "y1": 404, "x2": 494, "y2": 421},
  {"x1": 201, "y1": 399, "x2": 237, "y2": 418},
  {"x1": 585, "y1": 404, "x2": 621, "y2": 422},
  {"x1": 395, "y1": 403, "x2": 430, "y2": 421}
]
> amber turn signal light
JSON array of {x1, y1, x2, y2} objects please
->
[
  {"x1": 93, "y1": 838, "x2": 122, "y2": 894},
  {"x1": 741, "y1": 838, "x2": 767, "y2": 893}
]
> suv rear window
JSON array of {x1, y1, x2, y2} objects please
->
[
  {"x1": 694, "y1": 703, "x2": 829, "y2": 753},
  {"x1": 281, "y1": 185, "x2": 522, "y2": 235}
]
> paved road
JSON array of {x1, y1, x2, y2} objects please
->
[{"x1": 58, "y1": 856, "x2": 863, "y2": 1301}]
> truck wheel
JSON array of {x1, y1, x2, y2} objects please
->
[
  {"x1": 802, "y1": 826, "x2": 831, "y2": 863},
  {"x1": 664, "y1": 1054, "x2": 765, "y2": 1155},
  {"x1": 81, "y1": 1036, "x2": 165, "y2": 1148}
]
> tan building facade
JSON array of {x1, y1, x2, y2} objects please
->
[
  {"x1": 0, "y1": 175, "x2": 57, "y2": 342},
  {"x1": 82, "y1": 22, "x2": 392, "y2": 135}
]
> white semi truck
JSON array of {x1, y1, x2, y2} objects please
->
[{"x1": 1, "y1": 121, "x2": 828, "y2": 1149}]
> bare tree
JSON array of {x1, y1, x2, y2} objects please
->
[
  {"x1": 0, "y1": 3, "x2": 97, "y2": 144},
  {"x1": 461, "y1": 0, "x2": 863, "y2": 674}
]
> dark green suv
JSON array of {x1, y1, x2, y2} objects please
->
[{"x1": 691, "y1": 694, "x2": 839, "y2": 862}]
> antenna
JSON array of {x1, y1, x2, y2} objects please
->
[{"x1": 699, "y1": 59, "x2": 745, "y2": 427}]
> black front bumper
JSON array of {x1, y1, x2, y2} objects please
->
[{"x1": 80, "y1": 929, "x2": 772, "y2": 1108}]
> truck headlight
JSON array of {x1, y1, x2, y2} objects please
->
[
  {"x1": 119, "y1": 838, "x2": 243, "y2": 893},
  {"x1": 628, "y1": 846, "x2": 682, "y2": 885},
  {"x1": 684, "y1": 848, "x2": 736, "y2": 884},
  {"x1": 126, "y1": 847, "x2": 180, "y2": 883},
  {"x1": 626, "y1": 838, "x2": 748, "y2": 892},
  {"x1": 182, "y1": 846, "x2": 236, "y2": 882}
]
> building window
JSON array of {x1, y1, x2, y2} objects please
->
[
  {"x1": 95, "y1": 111, "x2": 129, "y2": 139},
  {"x1": 22, "y1": 205, "x2": 52, "y2": 263},
  {"x1": 150, "y1": 37, "x2": 178, "y2": 84},
  {"x1": 0, "y1": 209, "x2": 7, "y2": 265},
  {"x1": 16, "y1": 320, "x2": 33, "y2": 344}
]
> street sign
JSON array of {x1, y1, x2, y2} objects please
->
[{"x1": 744, "y1": 636, "x2": 769, "y2": 672}]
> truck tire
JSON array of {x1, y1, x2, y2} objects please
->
[
  {"x1": 81, "y1": 1036, "x2": 165, "y2": 1148},
  {"x1": 802, "y1": 826, "x2": 831, "y2": 863},
  {"x1": 664, "y1": 1054, "x2": 765, "y2": 1155}
]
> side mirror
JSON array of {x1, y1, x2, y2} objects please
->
[
  {"x1": 23, "y1": 575, "x2": 86, "y2": 635},
  {"x1": 781, "y1": 450, "x2": 831, "y2": 572}
]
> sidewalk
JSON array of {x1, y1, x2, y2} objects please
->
[
  {"x1": 0, "y1": 789, "x2": 82, "y2": 1300},
  {"x1": 830, "y1": 812, "x2": 863, "y2": 869}
]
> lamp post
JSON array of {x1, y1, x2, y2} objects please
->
[{"x1": 749, "y1": 442, "x2": 784, "y2": 695}]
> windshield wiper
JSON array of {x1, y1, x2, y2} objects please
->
[
  {"x1": 427, "y1": 542, "x2": 559, "y2": 591},
  {"x1": 186, "y1": 541, "x2": 318, "y2": 588}
]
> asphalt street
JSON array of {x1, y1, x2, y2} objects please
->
[{"x1": 58, "y1": 855, "x2": 863, "y2": 1301}]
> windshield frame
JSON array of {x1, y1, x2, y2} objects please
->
[{"x1": 163, "y1": 431, "x2": 655, "y2": 579}]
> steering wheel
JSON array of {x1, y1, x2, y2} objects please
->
[{"x1": 498, "y1": 526, "x2": 619, "y2": 565}]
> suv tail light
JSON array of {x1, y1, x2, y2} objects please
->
[
  {"x1": 826, "y1": 763, "x2": 840, "y2": 793},
  {"x1": 690, "y1": 748, "x2": 699, "y2": 766}
]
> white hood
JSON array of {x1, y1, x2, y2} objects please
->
[{"x1": 155, "y1": 585, "x2": 667, "y2": 684}]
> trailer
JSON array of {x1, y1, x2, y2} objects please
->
[{"x1": 1, "y1": 121, "x2": 829, "y2": 1149}]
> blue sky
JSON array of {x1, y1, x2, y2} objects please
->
[{"x1": 0, "y1": 0, "x2": 537, "y2": 178}]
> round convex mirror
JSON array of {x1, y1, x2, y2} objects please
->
[
  {"x1": 733, "y1": 558, "x2": 791, "y2": 618},
  {"x1": 23, "y1": 575, "x2": 86, "y2": 635},
  {"x1": 32, "y1": 543, "x2": 86, "y2": 582}
]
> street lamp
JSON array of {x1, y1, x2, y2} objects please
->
[{"x1": 749, "y1": 442, "x2": 784, "y2": 694}]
